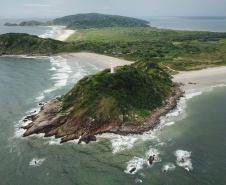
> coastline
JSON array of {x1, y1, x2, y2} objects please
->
[
  {"x1": 40, "y1": 26, "x2": 75, "y2": 41},
  {"x1": 17, "y1": 51, "x2": 226, "y2": 143},
  {"x1": 173, "y1": 66, "x2": 226, "y2": 93},
  {"x1": 60, "y1": 52, "x2": 133, "y2": 68},
  {"x1": 21, "y1": 83, "x2": 183, "y2": 143}
]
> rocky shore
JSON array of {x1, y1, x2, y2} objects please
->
[{"x1": 22, "y1": 83, "x2": 184, "y2": 144}]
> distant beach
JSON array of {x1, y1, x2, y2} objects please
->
[
  {"x1": 39, "y1": 26, "x2": 75, "y2": 41},
  {"x1": 173, "y1": 66, "x2": 226, "y2": 93}
]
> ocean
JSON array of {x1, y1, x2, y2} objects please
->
[
  {"x1": 0, "y1": 17, "x2": 226, "y2": 185},
  {"x1": 148, "y1": 16, "x2": 226, "y2": 32}
]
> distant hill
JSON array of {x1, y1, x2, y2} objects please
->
[
  {"x1": 53, "y1": 13, "x2": 150, "y2": 29},
  {"x1": 0, "y1": 33, "x2": 68, "y2": 55},
  {"x1": 18, "y1": 20, "x2": 51, "y2": 26},
  {"x1": 4, "y1": 13, "x2": 149, "y2": 29}
]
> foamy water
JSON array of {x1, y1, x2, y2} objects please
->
[
  {"x1": 39, "y1": 26, "x2": 66, "y2": 40},
  {"x1": 175, "y1": 150, "x2": 193, "y2": 171},
  {"x1": 35, "y1": 56, "x2": 72, "y2": 102},
  {"x1": 29, "y1": 158, "x2": 46, "y2": 167}
]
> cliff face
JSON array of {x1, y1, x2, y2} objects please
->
[{"x1": 22, "y1": 61, "x2": 183, "y2": 143}]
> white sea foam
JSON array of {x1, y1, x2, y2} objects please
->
[
  {"x1": 98, "y1": 89, "x2": 204, "y2": 156},
  {"x1": 98, "y1": 134, "x2": 139, "y2": 154},
  {"x1": 175, "y1": 150, "x2": 193, "y2": 171},
  {"x1": 35, "y1": 93, "x2": 45, "y2": 102},
  {"x1": 34, "y1": 56, "x2": 72, "y2": 102},
  {"x1": 29, "y1": 158, "x2": 45, "y2": 167},
  {"x1": 135, "y1": 178, "x2": 143, "y2": 183},
  {"x1": 39, "y1": 26, "x2": 66, "y2": 40},
  {"x1": 124, "y1": 157, "x2": 146, "y2": 174},
  {"x1": 50, "y1": 56, "x2": 72, "y2": 88},
  {"x1": 211, "y1": 83, "x2": 226, "y2": 88},
  {"x1": 145, "y1": 148, "x2": 161, "y2": 164},
  {"x1": 47, "y1": 137, "x2": 62, "y2": 145},
  {"x1": 70, "y1": 62, "x2": 90, "y2": 83},
  {"x1": 157, "y1": 90, "x2": 203, "y2": 130},
  {"x1": 162, "y1": 163, "x2": 176, "y2": 172},
  {"x1": 125, "y1": 148, "x2": 161, "y2": 175}
]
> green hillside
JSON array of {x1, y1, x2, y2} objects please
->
[
  {"x1": 67, "y1": 27, "x2": 226, "y2": 71},
  {"x1": 62, "y1": 61, "x2": 172, "y2": 125},
  {"x1": 53, "y1": 13, "x2": 149, "y2": 29}
]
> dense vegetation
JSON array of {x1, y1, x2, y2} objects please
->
[
  {"x1": 62, "y1": 61, "x2": 172, "y2": 125},
  {"x1": 0, "y1": 33, "x2": 69, "y2": 55},
  {"x1": 5, "y1": 13, "x2": 149, "y2": 29},
  {"x1": 67, "y1": 27, "x2": 226, "y2": 71},
  {"x1": 18, "y1": 20, "x2": 50, "y2": 26},
  {"x1": 2, "y1": 14, "x2": 226, "y2": 127},
  {"x1": 53, "y1": 13, "x2": 149, "y2": 29}
]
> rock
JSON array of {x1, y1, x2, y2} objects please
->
[
  {"x1": 78, "y1": 135, "x2": 97, "y2": 144},
  {"x1": 38, "y1": 102, "x2": 46, "y2": 106},
  {"x1": 129, "y1": 167, "x2": 136, "y2": 174},
  {"x1": 23, "y1": 114, "x2": 35, "y2": 122},
  {"x1": 148, "y1": 155, "x2": 155, "y2": 165}
]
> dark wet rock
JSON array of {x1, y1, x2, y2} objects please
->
[
  {"x1": 129, "y1": 167, "x2": 136, "y2": 174},
  {"x1": 78, "y1": 135, "x2": 97, "y2": 144},
  {"x1": 148, "y1": 155, "x2": 155, "y2": 165}
]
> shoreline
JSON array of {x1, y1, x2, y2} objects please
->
[
  {"x1": 173, "y1": 66, "x2": 226, "y2": 93},
  {"x1": 21, "y1": 83, "x2": 184, "y2": 143},
  {"x1": 40, "y1": 25, "x2": 75, "y2": 42},
  {"x1": 15, "y1": 52, "x2": 226, "y2": 143}
]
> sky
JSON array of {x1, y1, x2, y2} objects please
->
[{"x1": 0, "y1": 0, "x2": 226, "y2": 19}]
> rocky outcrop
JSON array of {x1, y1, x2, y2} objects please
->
[{"x1": 22, "y1": 84, "x2": 184, "y2": 143}]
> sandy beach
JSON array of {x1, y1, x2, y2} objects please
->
[
  {"x1": 60, "y1": 52, "x2": 226, "y2": 94},
  {"x1": 173, "y1": 66, "x2": 226, "y2": 93},
  {"x1": 54, "y1": 28, "x2": 75, "y2": 41},
  {"x1": 61, "y1": 52, "x2": 133, "y2": 68},
  {"x1": 40, "y1": 26, "x2": 75, "y2": 42}
]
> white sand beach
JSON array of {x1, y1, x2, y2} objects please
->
[
  {"x1": 173, "y1": 66, "x2": 226, "y2": 93},
  {"x1": 40, "y1": 26, "x2": 75, "y2": 41},
  {"x1": 55, "y1": 29, "x2": 75, "y2": 41},
  {"x1": 61, "y1": 52, "x2": 226, "y2": 94},
  {"x1": 61, "y1": 52, "x2": 133, "y2": 68}
]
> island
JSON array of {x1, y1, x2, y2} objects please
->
[
  {"x1": 4, "y1": 13, "x2": 149, "y2": 29},
  {"x1": 1, "y1": 13, "x2": 226, "y2": 143}
]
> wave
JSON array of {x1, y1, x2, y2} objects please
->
[
  {"x1": 162, "y1": 163, "x2": 176, "y2": 172},
  {"x1": 39, "y1": 26, "x2": 66, "y2": 40},
  {"x1": 34, "y1": 56, "x2": 72, "y2": 102},
  {"x1": 98, "y1": 90, "x2": 203, "y2": 156},
  {"x1": 175, "y1": 150, "x2": 193, "y2": 171},
  {"x1": 29, "y1": 158, "x2": 45, "y2": 167},
  {"x1": 125, "y1": 148, "x2": 161, "y2": 175}
]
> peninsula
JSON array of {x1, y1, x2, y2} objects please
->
[{"x1": 2, "y1": 13, "x2": 226, "y2": 143}]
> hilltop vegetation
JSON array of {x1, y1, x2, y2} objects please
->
[
  {"x1": 1, "y1": 26, "x2": 226, "y2": 71},
  {"x1": 4, "y1": 13, "x2": 149, "y2": 29},
  {"x1": 0, "y1": 33, "x2": 69, "y2": 55},
  {"x1": 23, "y1": 61, "x2": 179, "y2": 142},
  {"x1": 62, "y1": 61, "x2": 172, "y2": 124},
  {"x1": 67, "y1": 27, "x2": 226, "y2": 71},
  {"x1": 53, "y1": 13, "x2": 149, "y2": 29}
]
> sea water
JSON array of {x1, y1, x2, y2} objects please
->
[
  {"x1": 148, "y1": 16, "x2": 226, "y2": 32},
  {"x1": 0, "y1": 17, "x2": 226, "y2": 185}
]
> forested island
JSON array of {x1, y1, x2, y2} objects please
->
[
  {"x1": 4, "y1": 13, "x2": 149, "y2": 28},
  {"x1": 2, "y1": 13, "x2": 226, "y2": 143}
]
